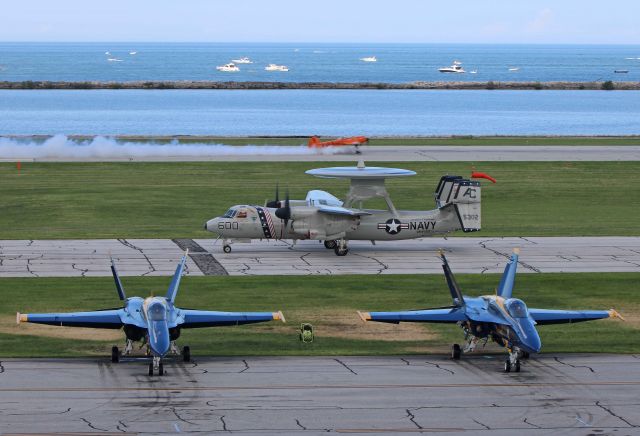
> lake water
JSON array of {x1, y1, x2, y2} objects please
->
[
  {"x1": 0, "y1": 89, "x2": 639, "y2": 136},
  {"x1": 1, "y1": 42, "x2": 639, "y2": 83}
]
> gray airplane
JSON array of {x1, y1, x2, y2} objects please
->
[{"x1": 205, "y1": 162, "x2": 483, "y2": 256}]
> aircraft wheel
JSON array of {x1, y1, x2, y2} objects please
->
[
  {"x1": 111, "y1": 346, "x2": 119, "y2": 363},
  {"x1": 514, "y1": 361, "x2": 521, "y2": 372},
  {"x1": 334, "y1": 246, "x2": 349, "y2": 256},
  {"x1": 504, "y1": 359, "x2": 511, "y2": 373},
  {"x1": 158, "y1": 362, "x2": 164, "y2": 376},
  {"x1": 324, "y1": 240, "x2": 337, "y2": 249},
  {"x1": 183, "y1": 346, "x2": 191, "y2": 363},
  {"x1": 148, "y1": 362, "x2": 154, "y2": 376},
  {"x1": 223, "y1": 245, "x2": 232, "y2": 254},
  {"x1": 451, "y1": 344, "x2": 461, "y2": 360}
]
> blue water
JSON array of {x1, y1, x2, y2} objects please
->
[
  {"x1": 1, "y1": 89, "x2": 639, "y2": 136},
  {"x1": 1, "y1": 43, "x2": 640, "y2": 83}
]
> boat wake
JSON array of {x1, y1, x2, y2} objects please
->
[{"x1": 0, "y1": 135, "x2": 344, "y2": 160}]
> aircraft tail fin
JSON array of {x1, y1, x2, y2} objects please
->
[
  {"x1": 434, "y1": 175, "x2": 481, "y2": 232},
  {"x1": 497, "y1": 249, "x2": 519, "y2": 298},
  {"x1": 308, "y1": 136, "x2": 321, "y2": 147},
  {"x1": 166, "y1": 250, "x2": 188, "y2": 303},
  {"x1": 439, "y1": 251, "x2": 465, "y2": 306},
  {"x1": 110, "y1": 257, "x2": 127, "y2": 300}
]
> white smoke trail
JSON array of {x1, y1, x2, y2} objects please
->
[{"x1": 0, "y1": 135, "x2": 346, "y2": 160}]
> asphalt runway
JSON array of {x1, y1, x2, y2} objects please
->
[
  {"x1": 3, "y1": 145, "x2": 639, "y2": 162},
  {"x1": 1, "y1": 237, "x2": 639, "y2": 277},
  {"x1": 0, "y1": 355, "x2": 638, "y2": 434}
]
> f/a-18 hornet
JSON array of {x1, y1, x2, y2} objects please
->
[
  {"x1": 17, "y1": 252, "x2": 285, "y2": 375},
  {"x1": 206, "y1": 161, "x2": 484, "y2": 256},
  {"x1": 358, "y1": 249, "x2": 623, "y2": 372}
]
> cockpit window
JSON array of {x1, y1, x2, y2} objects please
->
[
  {"x1": 236, "y1": 210, "x2": 248, "y2": 218},
  {"x1": 506, "y1": 299, "x2": 528, "y2": 318},
  {"x1": 222, "y1": 209, "x2": 237, "y2": 218},
  {"x1": 148, "y1": 302, "x2": 167, "y2": 321}
]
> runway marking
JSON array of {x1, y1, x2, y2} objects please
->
[
  {"x1": 2, "y1": 381, "x2": 640, "y2": 393},
  {"x1": 171, "y1": 238, "x2": 228, "y2": 275}
]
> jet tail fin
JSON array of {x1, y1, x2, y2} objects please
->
[
  {"x1": 166, "y1": 250, "x2": 188, "y2": 303},
  {"x1": 308, "y1": 136, "x2": 321, "y2": 147},
  {"x1": 439, "y1": 251, "x2": 465, "y2": 306},
  {"x1": 110, "y1": 257, "x2": 126, "y2": 301},
  {"x1": 497, "y1": 249, "x2": 519, "y2": 298},
  {"x1": 434, "y1": 176, "x2": 481, "y2": 232}
]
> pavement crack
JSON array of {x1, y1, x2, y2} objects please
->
[
  {"x1": 400, "y1": 358, "x2": 411, "y2": 365},
  {"x1": 0, "y1": 361, "x2": 4, "y2": 374},
  {"x1": 352, "y1": 252, "x2": 388, "y2": 274},
  {"x1": 596, "y1": 401, "x2": 637, "y2": 427},
  {"x1": 220, "y1": 415, "x2": 229, "y2": 431},
  {"x1": 518, "y1": 237, "x2": 538, "y2": 244},
  {"x1": 300, "y1": 253, "x2": 312, "y2": 266},
  {"x1": 473, "y1": 418, "x2": 491, "y2": 430},
  {"x1": 295, "y1": 419, "x2": 307, "y2": 430},
  {"x1": 26, "y1": 257, "x2": 40, "y2": 277},
  {"x1": 406, "y1": 409, "x2": 423, "y2": 429},
  {"x1": 424, "y1": 360, "x2": 455, "y2": 375},
  {"x1": 80, "y1": 417, "x2": 109, "y2": 432},
  {"x1": 239, "y1": 359, "x2": 250, "y2": 373},
  {"x1": 523, "y1": 417, "x2": 541, "y2": 428},
  {"x1": 478, "y1": 239, "x2": 540, "y2": 272},
  {"x1": 117, "y1": 238, "x2": 156, "y2": 275},
  {"x1": 553, "y1": 356, "x2": 595, "y2": 373},
  {"x1": 116, "y1": 420, "x2": 128, "y2": 432},
  {"x1": 71, "y1": 263, "x2": 88, "y2": 277},
  {"x1": 334, "y1": 358, "x2": 358, "y2": 375},
  {"x1": 172, "y1": 407, "x2": 197, "y2": 425}
]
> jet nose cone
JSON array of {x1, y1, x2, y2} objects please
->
[
  {"x1": 148, "y1": 321, "x2": 171, "y2": 357},
  {"x1": 523, "y1": 328, "x2": 542, "y2": 354},
  {"x1": 205, "y1": 218, "x2": 219, "y2": 232}
]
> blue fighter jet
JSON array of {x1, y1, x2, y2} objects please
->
[
  {"x1": 358, "y1": 249, "x2": 623, "y2": 372},
  {"x1": 17, "y1": 251, "x2": 285, "y2": 376}
]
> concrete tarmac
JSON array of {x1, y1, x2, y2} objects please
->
[
  {"x1": 2, "y1": 145, "x2": 639, "y2": 162},
  {"x1": 1, "y1": 237, "x2": 639, "y2": 277},
  {"x1": 0, "y1": 355, "x2": 638, "y2": 434}
]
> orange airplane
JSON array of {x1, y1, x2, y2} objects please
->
[{"x1": 308, "y1": 136, "x2": 369, "y2": 154}]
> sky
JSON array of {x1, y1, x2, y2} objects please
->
[{"x1": 0, "y1": 0, "x2": 638, "y2": 44}]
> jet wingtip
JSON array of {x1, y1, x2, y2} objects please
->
[
  {"x1": 513, "y1": 247, "x2": 521, "y2": 255},
  {"x1": 273, "y1": 311, "x2": 286, "y2": 323},
  {"x1": 357, "y1": 311, "x2": 371, "y2": 322},
  {"x1": 16, "y1": 312, "x2": 27, "y2": 324},
  {"x1": 608, "y1": 309, "x2": 625, "y2": 320}
]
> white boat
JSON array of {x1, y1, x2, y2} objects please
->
[
  {"x1": 129, "y1": 51, "x2": 137, "y2": 55},
  {"x1": 231, "y1": 57, "x2": 252, "y2": 64},
  {"x1": 265, "y1": 64, "x2": 289, "y2": 72},
  {"x1": 508, "y1": 67, "x2": 520, "y2": 71},
  {"x1": 469, "y1": 70, "x2": 478, "y2": 74},
  {"x1": 105, "y1": 51, "x2": 111, "y2": 55},
  {"x1": 216, "y1": 63, "x2": 240, "y2": 72},
  {"x1": 107, "y1": 58, "x2": 123, "y2": 62},
  {"x1": 360, "y1": 56, "x2": 377, "y2": 62},
  {"x1": 438, "y1": 61, "x2": 465, "y2": 73}
]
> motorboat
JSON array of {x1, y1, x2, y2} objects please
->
[
  {"x1": 129, "y1": 51, "x2": 137, "y2": 55},
  {"x1": 469, "y1": 70, "x2": 478, "y2": 74},
  {"x1": 265, "y1": 64, "x2": 289, "y2": 72},
  {"x1": 438, "y1": 61, "x2": 465, "y2": 73},
  {"x1": 232, "y1": 57, "x2": 252, "y2": 64},
  {"x1": 508, "y1": 67, "x2": 520, "y2": 71},
  {"x1": 360, "y1": 56, "x2": 377, "y2": 62},
  {"x1": 216, "y1": 63, "x2": 240, "y2": 72},
  {"x1": 107, "y1": 58, "x2": 123, "y2": 62}
]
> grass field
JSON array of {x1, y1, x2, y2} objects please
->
[
  {"x1": 1, "y1": 273, "x2": 636, "y2": 358},
  {"x1": 40, "y1": 135, "x2": 640, "y2": 146},
  {"x1": 1, "y1": 161, "x2": 639, "y2": 239}
]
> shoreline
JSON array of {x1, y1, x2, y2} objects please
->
[{"x1": 1, "y1": 80, "x2": 639, "y2": 90}]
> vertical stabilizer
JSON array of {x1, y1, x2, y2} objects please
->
[
  {"x1": 439, "y1": 251, "x2": 465, "y2": 306},
  {"x1": 497, "y1": 249, "x2": 519, "y2": 298},
  {"x1": 166, "y1": 250, "x2": 188, "y2": 303},
  {"x1": 110, "y1": 258, "x2": 126, "y2": 301}
]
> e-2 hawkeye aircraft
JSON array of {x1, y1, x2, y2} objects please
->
[
  {"x1": 205, "y1": 161, "x2": 483, "y2": 256},
  {"x1": 17, "y1": 251, "x2": 285, "y2": 376},
  {"x1": 358, "y1": 249, "x2": 623, "y2": 372}
]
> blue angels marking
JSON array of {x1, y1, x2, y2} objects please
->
[{"x1": 378, "y1": 218, "x2": 409, "y2": 234}]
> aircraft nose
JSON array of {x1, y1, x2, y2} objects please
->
[
  {"x1": 522, "y1": 325, "x2": 542, "y2": 353},
  {"x1": 205, "y1": 218, "x2": 219, "y2": 232},
  {"x1": 148, "y1": 320, "x2": 171, "y2": 357}
]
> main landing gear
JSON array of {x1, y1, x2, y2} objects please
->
[
  {"x1": 504, "y1": 350, "x2": 521, "y2": 373},
  {"x1": 333, "y1": 239, "x2": 349, "y2": 256},
  {"x1": 323, "y1": 240, "x2": 337, "y2": 249}
]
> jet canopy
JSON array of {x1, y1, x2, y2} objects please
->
[
  {"x1": 147, "y1": 301, "x2": 168, "y2": 321},
  {"x1": 505, "y1": 299, "x2": 528, "y2": 318}
]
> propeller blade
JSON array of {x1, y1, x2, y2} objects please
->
[
  {"x1": 266, "y1": 183, "x2": 280, "y2": 208},
  {"x1": 275, "y1": 190, "x2": 291, "y2": 228}
]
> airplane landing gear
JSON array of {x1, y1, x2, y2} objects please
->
[
  {"x1": 223, "y1": 245, "x2": 232, "y2": 253},
  {"x1": 111, "y1": 346, "x2": 119, "y2": 363},
  {"x1": 334, "y1": 239, "x2": 349, "y2": 256},
  {"x1": 149, "y1": 356, "x2": 164, "y2": 376},
  {"x1": 504, "y1": 350, "x2": 521, "y2": 373},
  {"x1": 123, "y1": 339, "x2": 133, "y2": 356},
  {"x1": 324, "y1": 240, "x2": 337, "y2": 249},
  {"x1": 451, "y1": 343, "x2": 461, "y2": 360}
]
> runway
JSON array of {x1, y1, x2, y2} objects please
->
[
  {"x1": 1, "y1": 237, "x2": 639, "y2": 277},
  {"x1": 2, "y1": 145, "x2": 639, "y2": 162},
  {"x1": 1, "y1": 355, "x2": 638, "y2": 434}
]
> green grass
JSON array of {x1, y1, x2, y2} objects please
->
[
  {"x1": 1, "y1": 161, "x2": 639, "y2": 239},
  {"x1": 1, "y1": 273, "x2": 637, "y2": 357}
]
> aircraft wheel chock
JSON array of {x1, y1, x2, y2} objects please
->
[
  {"x1": 223, "y1": 245, "x2": 232, "y2": 254},
  {"x1": 111, "y1": 346, "x2": 120, "y2": 363},
  {"x1": 451, "y1": 344, "x2": 461, "y2": 360}
]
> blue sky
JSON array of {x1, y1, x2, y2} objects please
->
[{"x1": 0, "y1": 0, "x2": 638, "y2": 44}]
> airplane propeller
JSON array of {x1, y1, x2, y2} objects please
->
[
  {"x1": 266, "y1": 184, "x2": 280, "y2": 208},
  {"x1": 275, "y1": 190, "x2": 291, "y2": 228}
]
